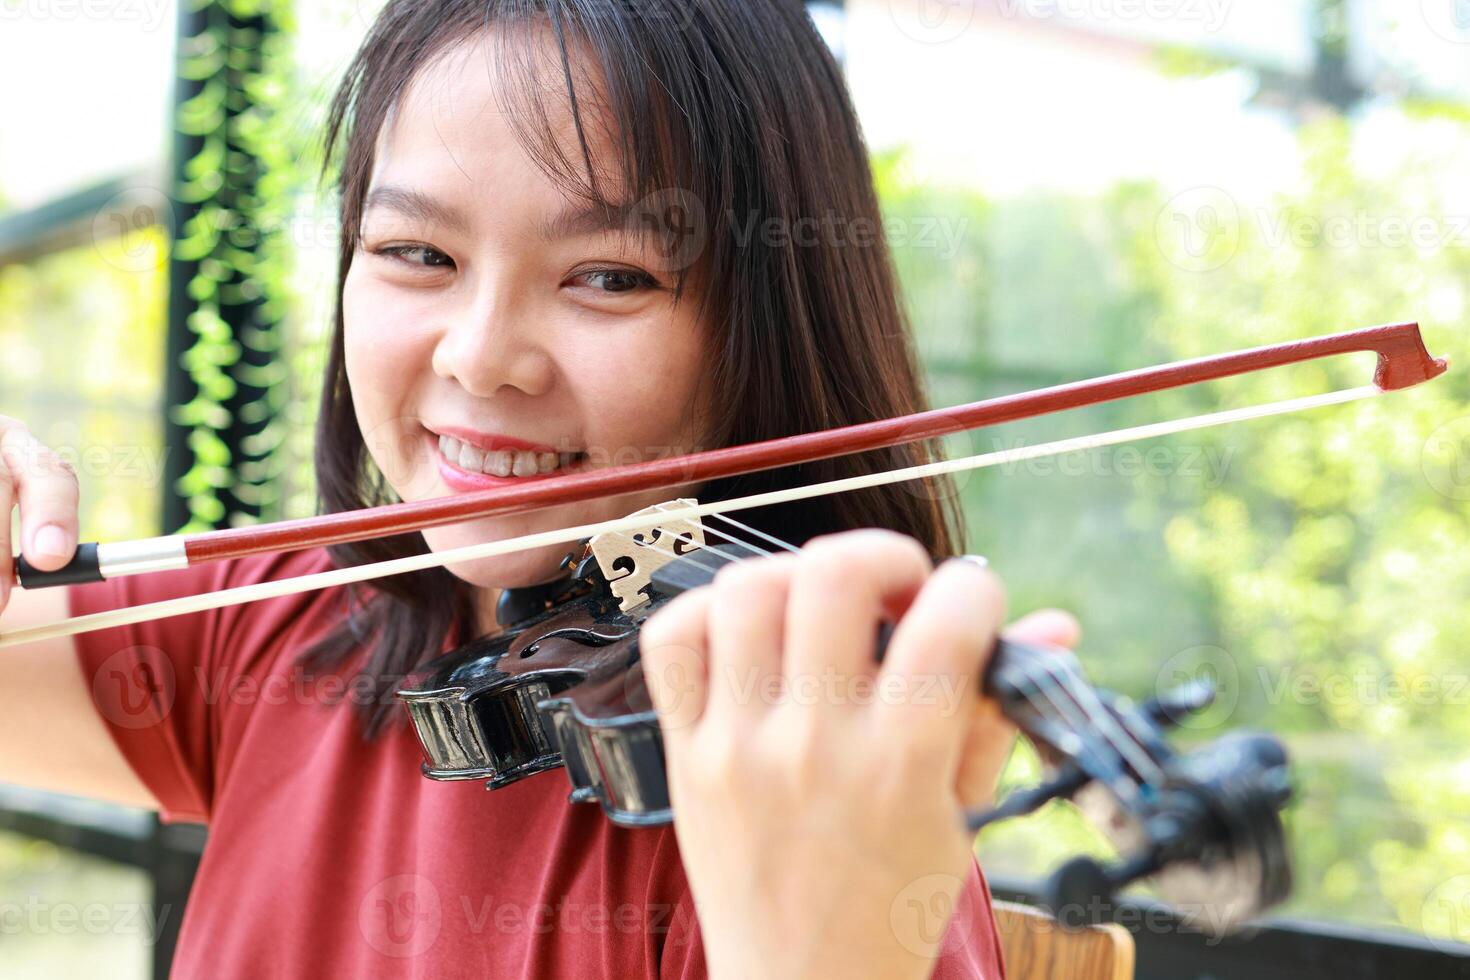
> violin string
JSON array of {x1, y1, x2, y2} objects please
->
[
  {"x1": 704, "y1": 513, "x2": 1175, "y2": 790},
  {"x1": 1031, "y1": 652, "x2": 1162, "y2": 786},
  {"x1": 987, "y1": 623, "x2": 1161, "y2": 792},
  {"x1": 700, "y1": 512, "x2": 1162, "y2": 784},
  {"x1": 649, "y1": 503, "x2": 782, "y2": 558},
  {"x1": 623, "y1": 533, "x2": 787, "y2": 588},
  {"x1": 650, "y1": 519, "x2": 771, "y2": 564},
  {"x1": 668, "y1": 515, "x2": 1257, "y2": 901},
  {"x1": 627, "y1": 526, "x2": 1121, "y2": 796},
  {"x1": 638, "y1": 510, "x2": 1148, "y2": 791},
  {"x1": 592, "y1": 504, "x2": 775, "y2": 591},
  {"x1": 648, "y1": 504, "x2": 811, "y2": 571},
  {"x1": 625, "y1": 520, "x2": 1144, "y2": 840},
  {"x1": 1112, "y1": 691, "x2": 1183, "y2": 776},
  {"x1": 1114, "y1": 702, "x2": 1167, "y2": 753},
  {"x1": 1003, "y1": 647, "x2": 1125, "y2": 784},
  {"x1": 701, "y1": 511, "x2": 803, "y2": 555},
  {"x1": 691, "y1": 514, "x2": 1139, "y2": 783},
  {"x1": 636, "y1": 504, "x2": 854, "y2": 589},
  {"x1": 682, "y1": 512, "x2": 1162, "y2": 790},
  {"x1": 1027, "y1": 648, "x2": 1161, "y2": 781},
  {"x1": 628, "y1": 532, "x2": 757, "y2": 582},
  {"x1": 640, "y1": 504, "x2": 777, "y2": 577},
  {"x1": 664, "y1": 510, "x2": 1156, "y2": 784}
]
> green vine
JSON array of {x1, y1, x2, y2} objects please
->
[{"x1": 171, "y1": 0, "x2": 297, "y2": 533}]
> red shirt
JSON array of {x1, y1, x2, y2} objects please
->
[{"x1": 70, "y1": 548, "x2": 1007, "y2": 978}]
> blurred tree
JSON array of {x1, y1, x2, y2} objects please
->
[{"x1": 878, "y1": 108, "x2": 1470, "y2": 936}]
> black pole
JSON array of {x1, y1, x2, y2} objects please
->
[{"x1": 162, "y1": 2, "x2": 209, "y2": 537}]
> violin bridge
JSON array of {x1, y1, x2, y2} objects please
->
[{"x1": 589, "y1": 499, "x2": 706, "y2": 614}]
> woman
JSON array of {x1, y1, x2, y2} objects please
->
[{"x1": 0, "y1": 1, "x2": 1078, "y2": 976}]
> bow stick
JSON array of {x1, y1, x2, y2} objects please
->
[{"x1": 0, "y1": 322, "x2": 1446, "y2": 650}]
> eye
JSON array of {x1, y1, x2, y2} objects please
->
[
  {"x1": 574, "y1": 268, "x2": 659, "y2": 294},
  {"x1": 374, "y1": 244, "x2": 455, "y2": 269}
]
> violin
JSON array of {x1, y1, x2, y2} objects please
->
[
  {"x1": 5, "y1": 322, "x2": 1447, "y2": 933},
  {"x1": 397, "y1": 502, "x2": 1293, "y2": 933}
]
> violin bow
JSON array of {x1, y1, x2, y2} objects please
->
[{"x1": 0, "y1": 322, "x2": 1447, "y2": 650}]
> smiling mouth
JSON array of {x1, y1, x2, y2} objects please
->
[{"x1": 435, "y1": 433, "x2": 583, "y2": 478}]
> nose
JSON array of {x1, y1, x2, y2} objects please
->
[{"x1": 430, "y1": 278, "x2": 556, "y2": 398}]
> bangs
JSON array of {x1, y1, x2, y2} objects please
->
[
  {"x1": 334, "y1": 0, "x2": 726, "y2": 298},
  {"x1": 490, "y1": 6, "x2": 714, "y2": 293}
]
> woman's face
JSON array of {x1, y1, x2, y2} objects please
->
[{"x1": 343, "y1": 32, "x2": 709, "y2": 600}]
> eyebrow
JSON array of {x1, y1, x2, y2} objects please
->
[
  {"x1": 539, "y1": 201, "x2": 642, "y2": 244},
  {"x1": 363, "y1": 185, "x2": 473, "y2": 234},
  {"x1": 363, "y1": 185, "x2": 650, "y2": 245}
]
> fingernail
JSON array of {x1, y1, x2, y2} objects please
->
[
  {"x1": 32, "y1": 524, "x2": 68, "y2": 560},
  {"x1": 957, "y1": 554, "x2": 989, "y2": 568}
]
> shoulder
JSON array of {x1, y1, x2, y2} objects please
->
[
  {"x1": 70, "y1": 544, "x2": 337, "y2": 612},
  {"x1": 68, "y1": 546, "x2": 351, "y2": 677},
  {"x1": 209, "y1": 547, "x2": 348, "y2": 653},
  {"x1": 62, "y1": 546, "x2": 356, "y2": 825}
]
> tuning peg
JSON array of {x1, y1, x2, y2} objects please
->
[
  {"x1": 1143, "y1": 678, "x2": 1216, "y2": 729},
  {"x1": 1043, "y1": 850, "x2": 1165, "y2": 928},
  {"x1": 966, "y1": 764, "x2": 1091, "y2": 832}
]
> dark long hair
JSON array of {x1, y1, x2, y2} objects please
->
[{"x1": 302, "y1": 0, "x2": 966, "y2": 738}]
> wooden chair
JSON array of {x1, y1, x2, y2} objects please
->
[{"x1": 993, "y1": 901, "x2": 1135, "y2": 980}]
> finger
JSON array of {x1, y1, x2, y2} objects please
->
[
  {"x1": 0, "y1": 424, "x2": 79, "y2": 574},
  {"x1": 784, "y1": 530, "x2": 932, "y2": 691},
  {"x1": 1005, "y1": 608, "x2": 1081, "y2": 650},
  {"x1": 639, "y1": 587, "x2": 715, "y2": 741},
  {"x1": 955, "y1": 609, "x2": 1082, "y2": 808},
  {"x1": 705, "y1": 555, "x2": 795, "y2": 722},
  {"x1": 955, "y1": 700, "x2": 1018, "y2": 809},
  {"x1": 876, "y1": 558, "x2": 1006, "y2": 757}
]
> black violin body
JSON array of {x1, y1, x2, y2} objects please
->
[
  {"x1": 398, "y1": 555, "x2": 674, "y2": 825},
  {"x1": 397, "y1": 533, "x2": 1294, "y2": 932}
]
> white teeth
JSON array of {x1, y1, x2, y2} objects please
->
[
  {"x1": 437, "y1": 432, "x2": 572, "y2": 478},
  {"x1": 458, "y1": 443, "x2": 486, "y2": 471}
]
